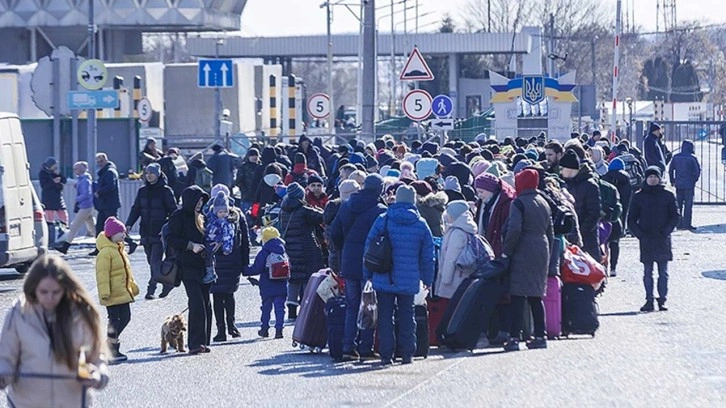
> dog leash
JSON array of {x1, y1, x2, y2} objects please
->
[{"x1": 179, "y1": 307, "x2": 189, "y2": 314}]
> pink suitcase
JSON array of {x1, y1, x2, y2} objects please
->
[{"x1": 543, "y1": 276, "x2": 562, "y2": 339}]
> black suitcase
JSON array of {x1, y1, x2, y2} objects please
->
[
  {"x1": 411, "y1": 305, "x2": 430, "y2": 358},
  {"x1": 437, "y1": 277, "x2": 506, "y2": 350},
  {"x1": 325, "y1": 296, "x2": 347, "y2": 361},
  {"x1": 561, "y1": 283, "x2": 599, "y2": 337}
]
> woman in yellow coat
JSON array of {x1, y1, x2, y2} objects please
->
[{"x1": 95, "y1": 217, "x2": 139, "y2": 364}]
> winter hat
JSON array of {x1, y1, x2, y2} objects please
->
[
  {"x1": 559, "y1": 150, "x2": 580, "y2": 170},
  {"x1": 377, "y1": 150, "x2": 395, "y2": 167},
  {"x1": 210, "y1": 184, "x2": 230, "y2": 200},
  {"x1": 444, "y1": 176, "x2": 462, "y2": 193},
  {"x1": 513, "y1": 159, "x2": 534, "y2": 175},
  {"x1": 441, "y1": 147, "x2": 457, "y2": 158},
  {"x1": 373, "y1": 139, "x2": 386, "y2": 151},
  {"x1": 421, "y1": 142, "x2": 438, "y2": 156},
  {"x1": 145, "y1": 162, "x2": 161, "y2": 178},
  {"x1": 378, "y1": 165, "x2": 391, "y2": 177},
  {"x1": 644, "y1": 165, "x2": 662, "y2": 179},
  {"x1": 525, "y1": 149, "x2": 539, "y2": 161},
  {"x1": 591, "y1": 145, "x2": 605, "y2": 163},
  {"x1": 247, "y1": 148, "x2": 259, "y2": 157},
  {"x1": 415, "y1": 158, "x2": 439, "y2": 180},
  {"x1": 410, "y1": 180, "x2": 433, "y2": 197},
  {"x1": 395, "y1": 185, "x2": 416, "y2": 204},
  {"x1": 609, "y1": 158, "x2": 625, "y2": 172},
  {"x1": 364, "y1": 173, "x2": 384, "y2": 194},
  {"x1": 263, "y1": 173, "x2": 282, "y2": 187},
  {"x1": 386, "y1": 169, "x2": 401, "y2": 179},
  {"x1": 212, "y1": 191, "x2": 229, "y2": 214},
  {"x1": 406, "y1": 154, "x2": 421, "y2": 165},
  {"x1": 649, "y1": 122, "x2": 662, "y2": 134},
  {"x1": 400, "y1": 161, "x2": 415, "y2": 179},
  {"x1": 338, "y1": 179, "x2": 360, "y2": 201},
  {"x1": 103, "y1": 216, "x2": 125, "y2": 238},
  {"x1": 261, "y1": 226, "x2": 280, "y2": 244},
  {"x1": 438, "y1": 153, "x2": 456, "y2": 168},
  {"x1": 294, "y1": 152, "x2": 307, "y2": 165},
  {"x1": 471, "y1": 159, "x2": 491, "y2": 178},
  {"x1": 365, "y1": 155, "x2": 379, "y2": 169},
  {"x1": 286, "y1": 182, "x2": 305, "y2": 200},
  {"x1": 349, "y1": 152, "x2": 366, "y2": 166},
  {"x1": 348, "y1": 170, "x2": 366, "y2": 186},
  {"x1": 445, "y1": 200, "x2": 470, "y2": 221},
  {"x1": 308, "y1": 174, "x2": 324, "y2": 186},
  {"x1": 474, "y1": 173, "x2": 501, "y2": 193},
  {"x1": 43, "y1": 156, "x2": 58, "y2": 168},
  {"x1": 515, "y1": 169, "x2": 540, "y2": 195}
]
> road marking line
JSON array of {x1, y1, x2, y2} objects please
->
[{"x1": 383, "y1": 355, "x2": 467, "y2": 407}]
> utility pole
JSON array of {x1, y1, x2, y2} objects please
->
[
  {"x1": 487, "y1": 0, "x2": 492, "y2": 32},
  {"x1": 215, "y1": 38, "x2": 223, "y2": 142},
  {"x1": 86, "y1": 0, "x2": 96, "y2": 164},
  {"x1": 548, "y1": 13, "x2": 555, "y2": 77},
  {"x1": 362, "y1": 0, "x2": 376, "y2": 139},
  {"x1": 611, "y1": 0, "x2": 622, "y2": 140},
  {"x1": 390, "y1": 0, "x2": 396, "y2": 117},
  {"x1": 324, "y1": 2, "x2": 335, "y2": 131}
]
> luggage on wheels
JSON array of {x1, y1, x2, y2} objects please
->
[
  {"x1": 561, "y1": 283, "x2": 599, "y2": 337},
  {"x1": 292, "y1": 270, "x2": 330, "y2": 351}
]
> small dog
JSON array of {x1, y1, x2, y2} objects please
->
[{"x1": 160, "y1": 314, "x2": 187, "y2": 353}]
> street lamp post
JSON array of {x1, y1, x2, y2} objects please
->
[
  {"x1": 323, "y1": 2, "x2": 335, "y2": 130},
  {"x1": 87, "y1": 0, "x2": 97, "y2": 164},
  {"x1": 215, "y1": 38, "x2": 223, "y2": 142}
]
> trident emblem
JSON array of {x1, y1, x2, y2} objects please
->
[{"x1": 522, "y1": 76, "x2": 545, "y2": 105}]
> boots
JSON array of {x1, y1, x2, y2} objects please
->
[
  {"x1": 657, "y1": 297, "x2": 668, "y2": 311},
  {"x1": 108, "y1": 339, "x2": 128, "y2": 364},
  {"x1": 228, "y1": 323, "x2": 241, "y2": 338},
  {"x1": 213, "y1": 325, "x2": 227, "y2": 342},
  {"x1": 274, "y1": 328, "x2": 284, "y2": 339},
  {"x1": 124, "y1": 237, "x2": 138, "y2": 255},
  {"x1": 287, "y1": 305, "x2": 297, "y2": 320},
  {"x1": 52, "y1": 241, "x2": 71, "y2": 255},
  {"x1": 640, "y1": 300, "x2": 655, "y2": 313}
]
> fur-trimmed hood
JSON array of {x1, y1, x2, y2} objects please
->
[{"x1": 417, "y1": 191, "x2": 448, "y2": 210}]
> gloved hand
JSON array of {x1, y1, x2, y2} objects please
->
[{"x1": 247, "y1": 277, "x2": 259, "y2": 286}]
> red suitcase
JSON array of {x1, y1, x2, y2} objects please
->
[
  {"x1": 292, "y1": 270, "x2": 330, "y2": 351},
  {"x1": 543, "y1": 276, "x2": 562, "y2": 339},
  {"x1": 427, "y1": 297, "x2": 448, "y2": 347}
]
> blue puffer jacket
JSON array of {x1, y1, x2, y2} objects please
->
[
  {"x1": 245, "y1": 237, "x2": 288, "y2": 298},
  {"x1": 211, "y1": 208, "x2": 250, "y2": 294},
  {"x1": 330, "y1": 189, "x2": 387, "y2": 280},
  {"x1": 668, "y1": 140, "x2": 701, "y2": 189},
  {"x1": 363, "y1": 203, "x2": 435, "y2": 295}
]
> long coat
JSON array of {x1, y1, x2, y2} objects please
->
[
  {"x1": 94, "y1": 162, "x2": 121, "y2": 211},
  {"x1": 564, "y1": 165, "x2": 601, "y2": 257},
  {"x1": 165, "y1": 186, "x2": 209, "y2": 282},
  {"x1": 39, "y1": 168, "x2": 67, "y2": 210},
  {"x1": 627, "y1": 183, "x2": 679, "y2": 263},
  {"x1": 278, "y1": 196, "x2": 325, "y2": 282},
  {"x1": 502, "y1": 190, "x2": 554, "y2": 297},
  {"x1": 434, "y1": 211, "x2": 477, "y2": 299},
  {"x1": 211, "y1": 208, "x2": 250, "y2": 294}
]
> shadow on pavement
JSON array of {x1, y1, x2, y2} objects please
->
[
  {"x1": 702, "y1": 270, "x2": 726, "y2": 281},
  {"x1": 249, "y1": 352, "x2": 381, "y2": 378},
  {"x1": 599, "y1": 311, "x2": 640, "y2": 317},
  {"x1": 233, "y1": 320, "x2": 294, "y2": 329},
  {"x1": 692, "y1": 224, "x2": 726, "y2": 234}
]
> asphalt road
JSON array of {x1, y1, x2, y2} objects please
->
[{"x1": 0, "y1": 206, "x2": 725, "y2": 407}]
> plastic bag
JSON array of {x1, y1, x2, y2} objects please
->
[
  {"x1": 414, "y1": 282, "x2": 428, "y2": 306},
  {"x1": 316, "y1": 269, "x2": 343, "y2": 303},
  {"x1": 561, "y1": 245, "x2": 607, "y2": 290},
  {"x1": 357, "y1": 281, "x2": 378, "y2": 330}
]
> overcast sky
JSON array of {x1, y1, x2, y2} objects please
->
[{"x1": 239, "y1": 0, "x2": 725, "y2": 37}]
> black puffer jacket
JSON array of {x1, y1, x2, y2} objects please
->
[
  {"x1": 39, "y1": 168, "x2": 67, "y2": 210},
  {"x1": 235, "y1": 156, "x2": 260, "y2": 202},
  {"x1": 278, "y1": 196, "x2": 325, "y2": 282},
  {"x1": 628, "y1": 183, "x2": 679, "y2": 263},
  {"x1": 125, "y1": 175, "x2": 178, "y2": 245},
  {"x1": 165, "y1": 186, "x2": 210, "y2": 282},
  {"x1": 564, "y1": 165, "x2": 601, "y2": 257},
  {"x1": 211, "y1": 208, "x2": 250, "y2": 294},
  {"x1": 602, "y1": 168, "x2": 633, "y2": 230}
]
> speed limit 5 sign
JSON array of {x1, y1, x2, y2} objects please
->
[
  {"x1": 403, "y1": 89, "x2": 432, "y2": 121},
  {"x1": 307, "y1": 93, "x2": 330, "y2": 119}
]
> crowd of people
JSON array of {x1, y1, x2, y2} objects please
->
[{"x1": 0, "y1": 122, "x2": 702, "y2": 402}]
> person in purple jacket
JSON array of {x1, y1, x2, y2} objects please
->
[{"x1": 53, "y1": 162, "x2": 96, "y2": 254}]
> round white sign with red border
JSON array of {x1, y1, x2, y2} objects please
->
[
  {"x1": 403, "y1": 89, "x2": 432, "y2": 121},
  {"x1": 137, "y1": 97, "x2": 152, "y2": 122},
  {"x1": 307, "y1": 93, "x2": 331, "y2": 119}
]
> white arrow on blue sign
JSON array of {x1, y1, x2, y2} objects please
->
[
  {"x1": 198, "y1": 59, "x2": 234, "y2": 88},
  {"x1": 67, "y1": 90, "x2": 119, "y2": 110},
  {"x1": 432, "y1": 94, "x2": 453, "y2": 118}
]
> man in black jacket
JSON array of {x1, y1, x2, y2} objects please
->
[
  {"x1": 125, "y1": 163, "x2": 178, "y2": 299},
  {"x1": 90, "y1": 153, "x2": 126, "y2": 256},
  {"x1": 560, "y1": 150, "x2": 602, "y2": 259}
]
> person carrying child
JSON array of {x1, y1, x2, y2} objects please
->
[
  {"x1": 246, "y1": 227, "x2": 288, "y2": 339},
  {"x1": 95, "y1": 217, "x2": 140, "y2": 363},
  {"x1": 203, "y1": 189, "x2": 237, "y2": 284}
]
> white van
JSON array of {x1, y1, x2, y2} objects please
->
[{"x1": 0, "y1": 112, "x2": 47, "y2": 272}]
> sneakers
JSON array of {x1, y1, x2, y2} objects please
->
[
  {"x1": 526, "y1": 337, "x2": 548, "y2": 350},
  {"x1": 640, "y1": 301, "x2": 655, "y2": 312},
  {"x1": 228, "y1": 327, "x2": 241, "y2": 338},
  {"x1": 358, "y1": 352, "x2": 380, "y2": 362},
  {"x1": 274, "y1": 329, "x2": 284, "y2": 339},
  {"x1": 258, "y1": 328, "x2": 269, "y2": 338},
  {"x1": 213, "y1": 332, "x2": 227, "y2": 342},
  {"x1": 657, "y1": 298, "x2": 668, "y2": 311},
  {"x1": 503, "y1": 339, "x2": 520, "y2": 352},
  {"x1": 202, "y1": 267, "x2": 218, "y2": 284},
  {"x1": 609, "y1": 269, "x2": 617, "y2": 277}
]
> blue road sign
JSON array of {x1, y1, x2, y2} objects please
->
[
  {"x1": 198, "y1": 59, "x2": 234, "y2": 88},
  {"x1": 432, "y1": 94, "x2": 453, "y2": 118},
  {"x1": 67, "y1": 90, "x2": 119, "y2": 110}
]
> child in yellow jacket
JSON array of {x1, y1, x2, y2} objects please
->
[{"x1": 95, "y1": 217, "x2": 139, "y2": 364}]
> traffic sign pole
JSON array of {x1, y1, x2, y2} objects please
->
[{"x1": 87, "y1": 0, "x2": 96, "y2": 166}]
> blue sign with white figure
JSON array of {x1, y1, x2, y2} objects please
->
[
  {"x1": 198, "y1": 59, "x2": 234, "y2": 88},
  {"x1": 67, "y1": 90, "x2": 119, "y2": 110},
  {"x1": 432, "y1": 94, "x2": 453, "y2": 118}
]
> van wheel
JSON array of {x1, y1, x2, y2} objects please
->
[{"x1": 14, "y1": 263, "x2": 30, "y2": 274}]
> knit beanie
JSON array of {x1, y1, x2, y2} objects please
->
[
  {"x1": 415, "y1": 158, "x2": 439, "y2": 180},
  {"x1": 471, "y1": 160, "x2": 491, "y2": 178},
  {"x1": 103, "y1": 216, "x2": 125, "y2": 238},
  {"x1": 445, "y1": 200, "x2": 470, "y2": 221},
  {"x1": 525, "y1": 149, "x2": 539, "y2": 161},
  {"x1": 247, "y1": 147, "x2": 259, "y2": 157},
  {"x1": 410, "y1": 180, "x2": 433, "y2": 197},
  {"x1": 513, "y1": 159, "x2": 534, "y2": 175},
  {"x1": 644, "y1": 165, "x2": 662, "y2": 179},
  {"x1": 474, "y1": 173, "x2": 501, "y2": 193},
  {"x1": 363, "y1": 173, "x2": 384, "y2": 194},
  {"x1": 308, "y1": 174, "x2": 324, "y2": 186},
  {"x1": 261, "y1": 226, "x2": 280, "y2": 244},
  {"x1": 438, "y1": 153, "x2": 456, "y2": 168},
  {"x1": 212, "y1": 191, "x2": 229, "y2": 214},
  {"x1": 559, "y1": 150, "x2": 581, "y2": 170},
  {"x1": 43, "y1": 156, "x2": 58, "y2": 168},
  {"x1": 444, "y1": 175, "x2": 462, "y2": 193},
  {"x1": 211, "y1": 184, "x2": 230, "y2": 199},
  {"x1": 286, "y1": 182, "x2": 305, "y2": 200},
  {"x1": 349, "y1": 152, "x2": 366, "y2": 166},
  {"x1": 365, "y1": 155, "x2": 379, "y2": 169},
  {"x1": 338, "y1": 179, "x2": 360, "y2": 201},
  {"x1": 386, "y1": 169, "x2": 401, "y2": 179},
  {"x1": 378, "y1": 165, "x2": 391, "y2": 177},
  {"x1": 395, "y1": 185, "x2": 416, "y2": 204},
  {"x1": 609, "y1": 158, "x2": 625, "y2": 172},
  {"x1": 294, "y1": 152, "x2": 307, "y2": 165},
  {"x1": 145, "y1": 162, "x2": 161, "y2": 177},
  {"x1": 374, "y1": 139, "x2": 386, "y2": 151}
]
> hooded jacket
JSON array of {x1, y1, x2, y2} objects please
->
[
  {"x1": 362, "y1": 203, "x2": 435, "y2": 295},
  {"x1": 416, "y1": 191, "x2": 448, "y2": 237},
  {"x1": 125, "y1": 175, "x2": 178, "y2": 244},
  {"x1": 75, "y1": 171, "x2": 94, "y2": 210},
  {"x1": 278, "y1": 196, "x2": 325, "y2": 281},
  {"x1": 39, "y1": 167, "x2": 67, "y2": 211},
  {"x1": 296, "y1": 134, "x2": 326, "y2": 177},
  {"x1": 94, "y1": 161, "x2": 121, "y2": 211},
  {"x1": 435, "y1": 210, "x2": 477, "y2": 299},
  {"x1": 206, "y1": 149, "x2": 236, "y2": 188},
  {"x1": 235, "y1": 153, "x2": 260, "y2": 202},
  {"x1": 564, "y1": 165, "x2": 601, "y2": 257},
  {"x1": 210, "y1": 208, "x2": 250, "y2": 294},
  {"x1": 628, "y1": 181, "x2": 679, "y2": 263},
  {"x1": 590, "y1": 146, "x2": 608, "y2": 176},
  {"x1": 165, "y1": 186, "x2": 210, "y2": 281},
  {"x1": 443, "y1": 162, "x2": 476, "y2": 201},
  {"x1": 331, "y1": 189, "x2": 387, "y2": 280},
  {"x1": 245, "y1": 237, "x2": 288, "y2": 298},
  {"x1": 185, "y1": 157, "x2": 207, "y2": 188},
  {"x1": 95, "y1": 232, "x2": 140, "y2": 306},
  {"x1": 668, "y1": 140, "x2": 701, "y2": 189}
]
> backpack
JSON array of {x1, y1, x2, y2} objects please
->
[
  {"x1": 195, "y1": 167, "x2": 213, "y2": 193},
  {"x1": 538, "y1": 189, "x2": 577, "y2": 235},
  {"x1": 618, "y1": 153, "x2": 644, "y2": 187},
  {"x1": 597, "y1": 178, "x2": 622, "y2": 223},
  {"x1": 455, "y1": 233, "x2": 495, "y2": 274},
  {"x1": 291, "y1": 171, "x2": 310, "y2": 187},
  {"x1": 265, "y1": 252, "x2": 290, "y2": 280}
]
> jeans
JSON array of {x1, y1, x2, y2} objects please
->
[
  {"x1": 509, "y1": 296, "x2": 546, "y2": 339},
  {"x1": 182, "y1": 279, "x2": 212, "y2": 350},
  {"x1": 643, "y1": 261, "x2": 669, "y2": 302},
  {"x1": 95, "y1": 209, "x2": 118, "y2": 235},
  {"x1": 213, "y1": 293, "x2": 236, "y2": 332},
  {"x1": 676, "y1": 188, "x2": 694, "y2": 228},
  {"x1": 377, "y1": 292, "x2": 416, "y2": 361},
  {"x1": 261, "y1": 295, "x2": 286, "y2": 330},
  {"x1": 59, "y1": 207, "x2": 95, "y2": 243},
  {"x1": 143, "y1": 242, "x2": 171, "y2": 295},
  {"x1": 342, "y1": 279, "x2": 374, "y2": 355},
  {"x1": 106, "y1": 303, "x2": 131, "y2": 340},
  {"x1": 286, "y1": 280, "x2": 307, "y2": 307}
]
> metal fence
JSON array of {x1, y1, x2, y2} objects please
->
[{"x1": 644, "y1": 121, "x2": 726, "y2": 204}]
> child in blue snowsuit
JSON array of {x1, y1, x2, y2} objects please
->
[
  {"x1": 203, "y1": 190, "x2": 237, "y2": 284},
  {"x1": 246, "y1": 226, "x2": 288, "y2": 339}
]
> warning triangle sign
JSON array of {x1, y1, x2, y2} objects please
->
[{"x1": 399, "y1": 47, "x2": 435, "y2": 81}]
